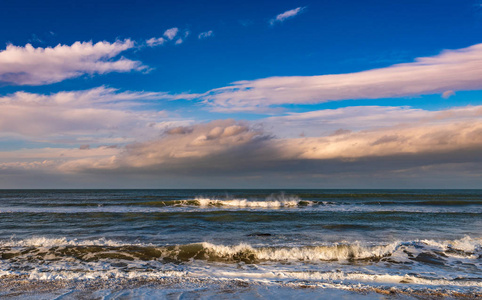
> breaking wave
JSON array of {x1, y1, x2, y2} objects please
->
[
  {"x1": 137, "y1": 194, "x2": 317, "y2": 208},
  {"x1": 1, "y1": 236, "x2": 480, "y2": 264},
  {"x1": 0, "y1": 235, "x2": 480, "y2": 296}
]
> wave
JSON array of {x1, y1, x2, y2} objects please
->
[
  {"x1": 215, "y1": 270, "x2": 482, "y2": 288},
  {"x1": 0, "y1": 236, "x2": 481, "y2": 295},
  {"x1": 137, "y1": 194, "x2": 317, "y2": 208},
  {"x1": 1, "y1": 270, "x2": 480, "y2": 297},
  {"x1": 5, "y1": 268, "x2": 480, "y2": 289},
  {"x1": 1, "y1": 236, "x2": 480, "y2": 264}
]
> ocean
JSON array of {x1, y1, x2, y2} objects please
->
[{"x1": 0, "y1": 189, "x2": 480, "y2": 299}]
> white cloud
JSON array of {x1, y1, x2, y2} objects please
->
[
  {"x1": 198, "y1": 30, "x2": 214, "y2": 39},
  {"x1": 0, "y1": 146, "x2": 121, "y2": 174},
  {"x1": 146, "y1": 37, "x2": 166, "y2": 47},
  {"x1": 0, "y1": 40, "x2": 144, "y2": 86},
  {"x1": 270, "y1": 7, "x2": 305, "y2": 25},
  {"x1": 265, "y1": 104, "x2": 482, "y2": 140},
  {"x1": 175, "y1": 31, "x2": 190, "y2": 45},
  {"x1": 201, "y1": 43, "x2": 482, "y2": 112},
  {"x1": 0, "y1": 87, "x2": 193, "y2": 141},
  {"x1": 264, "y1": 106, "x2": 428, "y2": 138},
  {"x1": 163, "y1": 27, "x2": 179, "y2": 40},
  {"x1": 148, "y1": 28, "x2": 189, "y2": 46}
]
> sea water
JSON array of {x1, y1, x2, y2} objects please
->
[{"x1": 0, "y1": 189, "x2": 480, "y2": 299}]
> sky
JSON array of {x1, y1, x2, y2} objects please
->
[{"x1": 1, "y1": 0, "x2": 482, "y2": 188}]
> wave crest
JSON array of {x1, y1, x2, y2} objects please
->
[
  {"x1": 1, "y1": 236, "x2": 480, "y2": 264},
  {"x1": 138, "y1": 193, "x2": 315, "y2": 208}
]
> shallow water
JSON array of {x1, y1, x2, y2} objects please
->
[{"x1": 0, "y1": 189, "x2": 480, "y2": 298}]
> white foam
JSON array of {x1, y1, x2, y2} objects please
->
[
  {"x1": 2, "y1": 236, "x2": 481, "y2": 261},
  {"x1": 1, "y1": 201, "x2": 481, "y2": 213},
  {"x1": 195, "y1": 198, "x2": 301, "y2": 208},
  {"x1": 25, "y1": 269, "x2": 187, "y2": 281},
  {"x1": 421, "y1": 235, "x2": 481, "y2": 255},
  {"x1": 3, "y1": 263, "x2": 479, "y2": 289},
  {"x1": 204, "y1": 236, "x2": 482, "y2": 262},
  {"x1": 208, "y1": 269, "x2": 482, "y2": 287},
  {"x1": 0, "y1": 235, "x2": 480, "y2": 294},
  {"x1": 194, "y1": 194, "x2": 311, "y2": 208},
  {"x1": 201, "y1": 241, "x2": 399, "y2": 261}
]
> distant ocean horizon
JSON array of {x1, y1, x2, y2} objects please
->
[{"x1": 0, "y1": 189, "x2": 480, "y2": 299}]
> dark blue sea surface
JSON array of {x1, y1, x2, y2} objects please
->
[{"x1": 0, "y1": 189, "x2": 480, "y2": 298}]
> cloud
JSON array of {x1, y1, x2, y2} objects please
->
[
  {"x1": 3, "y1": 105, "x2": 482, "y2": 187},
  {"x1": 201, "y1": 43, "x2": 482, "y2": 112},
  {"x1": 54, "y1": 119, "x2": 271, "y2": 173},
  {"x1": 175, "y1": 31, "x2": 190, "y2": 45},
  {"x1": 0, "y1": 40, "x2": 144, "y2": 86},
  {"x1": 270, "y1": 7, "x2": 305, "y2": 25},
  {"x1": 148, "y1": 28, "x2": 190, "y2": 46},
  {"x1": 146, "y1": 37, "x2": 166, "y2": 47},
  {"x1": 264, "y1": 104, "x2": 482, "y2": 138},
  {"x1": 279, "y1": 120, "x2": 482, "y2": 161},
  {"x1": 163, "y1": 27, "x2": 179, "y2": 40},
  {"x1": 198, "y1": 30, "x2": 214, "y2": 39},
  {"x1": 264, "y1": 106, "x2": 429, "y2": 138},
  {"x1": 119, "y1": 119, "x2": 268, "y2": 167},
  {"x1": 0, "y1": 146, "x2": 121, "y2": 176},
  {"x1": 45, "y1": 105, "x2": 482, "y2": 178},
  {"x1": 442, "y1": 90, "x2": 455, "y2": 99},
  {"x1": 0, "y1": 87, "x2": 193, "y2": 141}
]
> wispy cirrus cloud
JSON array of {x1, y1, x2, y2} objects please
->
[
  {"x1": 175, "y1": 30, "x2": 190, "y2": 45},
  {"x1": 146, "y1": 37, "x2": 166, "y2": 47},
  {"x1": 0, "y1": 40, "x2": 144, "y2": 86},
  {"x1": 201, "y1": 43, "x2": 482, "y2": 112},
  {"x1": 264, "y1": 104, "x2": 482, "y2": 138},
  {"x1": 146, "y1": 27, "x2": 179, "y2": 47},
  {"x1": 264, "y1": 106, "x2": 429, "y2": 138},
  {"x1": 147, "y1": 27, "x2": 191, "y2": 46},
  {"x1": 198, "y1": 30, "x2": 214, "y2": 40},
  {"x1": 269, "y1": 7, "x2": 306, "y2": 25}
]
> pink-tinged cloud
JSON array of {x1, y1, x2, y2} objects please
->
[
  {"x1": 0, "y1": 147, "x2": 120, "y2": 174},
  {"x1": 163, "y1": 28, "x2": 179, "y2": 40},
  {"x1": 0, "y1": 87, "x2": 193, "y2": 141},
  {"x1": 2, "y1": 105, "x2": 482, "y2": 188},
  {"x1": 147, "y1": 28, "x2": 190, "y2": 46},
  {"x1": 43, "y1": 105, "x2": 482, "y2": 176},
  {"x1": 270, "y1": 7, "x2": 306, "y2": 25},
  {"x1": 146, "y1": 37, "x2": 166, "y2": 47},
  {"x1": 0, "y1": 40, "x2": 144, "y2": 85},
  {"x1": 202, "y1": 43, "x2": 482, "y2": 112},
  {"x1": 198, "y1": 30, "x2": 214, "y2": 39},
  {"x1": 263, "y1": 105, "x2": 482, "y2": 138}
]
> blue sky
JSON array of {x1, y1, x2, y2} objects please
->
[
  {"x1": 3, "y1": 0, "x2": 481, "y2": 95},
  {"x1": 1, "y1": 0, "x2": 482, "y2": 188}
]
